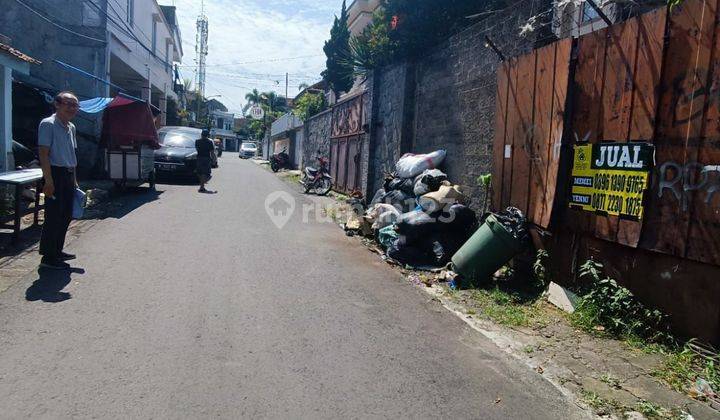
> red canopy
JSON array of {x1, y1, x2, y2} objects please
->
[{"x1": 101, "y1": 95, "x2": 161, "y2": 150}]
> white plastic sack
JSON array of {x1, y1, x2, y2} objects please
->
[
  {"x1": 72, "y1": 188, "x2": 87, "y2": 219},
  {"x1": 367, "y1": 203, "x2": 401, "y2": 230},
  {"x1": 395, "y1": 150, "x2": 447, "y2": 178}
]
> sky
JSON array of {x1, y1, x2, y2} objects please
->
[{"x1": 157, "y1": 0, "x2": 342, "y2": 116}]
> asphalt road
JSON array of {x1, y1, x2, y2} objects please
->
[{"x1": 0, "y1": 155, "x2": 587, "y2": 419}]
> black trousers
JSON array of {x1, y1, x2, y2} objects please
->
[{"x1": 39, "y1": 166, "x2": 75, "y2": 259}]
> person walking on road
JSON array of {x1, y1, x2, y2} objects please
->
[
  {"x1": 196, "y1": 129, "x2": 216, "y2": 193},
  {"x1": 37, "y1": 91, "x2": 80, "y2": 270}
]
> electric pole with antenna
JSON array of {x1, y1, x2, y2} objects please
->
[{"x1": 195, "y1": 0, "x2": 209, "y2": 125}]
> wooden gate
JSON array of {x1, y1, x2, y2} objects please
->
[
  {"x1": 493, "y1": 0, "x2": 720, "y2": 267},
  {"x1": 330, "y1": 94, "x2": 365, "y2": 194},
  {"x1": 492, "y1": 38, "x2": 573, "y2": 229}
]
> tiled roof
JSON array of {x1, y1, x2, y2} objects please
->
[{"x1": 0, "y1": 42, "x2": 41, "y2": 65}]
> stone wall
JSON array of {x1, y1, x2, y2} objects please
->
[
  {"x1": 410, "y1": 1, "x2": 547, "y2": 211},
  {"x1": 368, "y1": 0, "x2": 550, "y2": 211},
  {"x1": 367, "y1": 64, "x2": 410, "y2": 197},
  {"x1": 301, "y1": 109, "x2": 332, "y2": 169}
]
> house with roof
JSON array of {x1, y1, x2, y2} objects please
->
[
  {"x1": 0, "y1": 0, "x2": 183, "y2": 175},
  {"x1": 0, "y1": 36, "x2": 39, "y2": 172}
]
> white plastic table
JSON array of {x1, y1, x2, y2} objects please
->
[{"x1": 0, "y1": 168, "x2": 44, "y2": 244}]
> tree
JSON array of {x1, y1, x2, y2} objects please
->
[
  {"x1": 298, "y1": 82, "x2": 310, "y2": 92},
  {"x1": 346, "y1": 9, "x2": 396, "y2": 79},
  {"x1": 293, "y1": 92, "x2": 326, "y2": 121},
  {"x1": 381, "y1": 0, "x2": 494, "y2": 59},
  {"x1": 245, "y1": 88, "x2": 262, "y2": 104},
  {"x1": 322, "y1": 0, "x2": 353, "y2": 96}
]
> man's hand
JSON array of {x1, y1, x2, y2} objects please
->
[{"x1": 43, "y1": 180, "x2": 55, "y2": 199}]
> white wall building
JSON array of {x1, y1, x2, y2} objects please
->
[
  {"x1": 209, "y1": 109, "x2": 237, "y2": 150},
  {"x1": 347, "y1": 0, "x2": 382, "y2": 36},
  {"x1": 107, "y1": 1, "x2": 182, "y2": 126}
]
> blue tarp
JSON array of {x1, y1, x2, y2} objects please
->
[{"x1": 79, "y1": 97, "x2": 113, "y2": 114}]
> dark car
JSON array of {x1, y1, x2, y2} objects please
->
[{"x1": 155, "y1": 127, "x2": 218, "y2": 178}]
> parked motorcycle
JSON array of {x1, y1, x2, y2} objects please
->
[
  {"x1": 301, "y1": 156, "x2": 333, "y2": 196},
  {"x1": 270, "y1": 148, "x2": 291, "y2": 172}
]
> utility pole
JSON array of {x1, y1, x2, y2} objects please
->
[
  {"x1": 285, "y1": 72, "x2": 289, "y2": 102},
  {"x1": 195, "y1": 0, "x2": 209, "y2": 125}
]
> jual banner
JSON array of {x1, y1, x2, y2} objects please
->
[{"x1": 569, "y1": 143, "x2": 654, "y2": 220}]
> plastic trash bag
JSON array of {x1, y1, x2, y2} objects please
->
[
  {"x1": 378, "y1": 225, "x2": 399, "y2": 249},
  {"x1": 396, "y1": 209, "x2": 438, "y2": 241},
  {"x1": 395, "y1": 150, "x2": 447, "y2": 178},
  {"x1": 376, "y1": 190, "x2": 414, "y2": 213},
  {"x1": 73, "y1": 188, "x2": 87, "y2": 219},
  {"x1": 367, "y1": 204, "x2": 401, "y2": 230},
  {"x1": 413, "y1": 169, "x2": 448, "y2": 196},
  {"x1": 439, "y1": 204, "x2": 478, "y2": 234},
  {"x1": 387, "y1": 177, "x2": 415, "y2": 195},
  {"x1": 387, "y1": 236, "x2": 435, "y2": 267},
  {"x1": 418, "y1": 184, "x2": 467, "y2": 213}
]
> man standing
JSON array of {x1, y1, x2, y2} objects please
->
[
  {"x1": 38, "y1": 92, "x2": 79, "y2": 269},
  {"x1": 195, "y1": 129, "x2": 215, "y2": 193}
]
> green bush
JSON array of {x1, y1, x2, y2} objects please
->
[{"x1": 573, "y1": 259, "x2": 673, "y2": 344}]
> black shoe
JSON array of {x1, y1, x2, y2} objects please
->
[
  {"x1": 199, "y1": 187, "x2": 207, "y2": 193},
  {"x1": 59, "y1": 252, "x2": 76, "y2": 261},
  {"x1": 39, "y1": 258, "x2": 70, "y2": 270}
]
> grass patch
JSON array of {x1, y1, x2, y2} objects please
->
[
  {"x1": 653, "y1": 342, "x2": 720, "y2": 398},
  {"x1": 468, "y1": 288, "x2": 535, "y2": 327},
  {"x1": 600, "y1": 374, "x2": 622, "y2": 390},
  {"x1": 580, "y1": 390, "x2": 624, "y2": 416}
]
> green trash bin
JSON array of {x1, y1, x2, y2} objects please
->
[{"x1": 451, "y1": 214, "x2": 523, "y2": 288}]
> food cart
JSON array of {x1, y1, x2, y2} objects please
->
[{"x1": 101, "y1": 94, "x2": 161, "y2": 190}]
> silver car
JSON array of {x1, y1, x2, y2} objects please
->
[{"x1": 239, "y1": 142, "x2": 258, "y2": 159}]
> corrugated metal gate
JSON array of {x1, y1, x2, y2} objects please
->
[{"x1": 330, "y1": 94, "x2": 365, "y2": 194}]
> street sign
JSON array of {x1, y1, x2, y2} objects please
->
[{"x1": 249, "y1": 105, "x2": 265, "y2": 120}]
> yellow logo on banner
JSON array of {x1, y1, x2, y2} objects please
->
[{"x1": 569, "y1": 144, "x2": 653, "y2": 220}]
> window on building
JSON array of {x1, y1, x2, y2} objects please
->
[
  {"x1": 582, "y1": 2, "x2": 601, "y2": 22},
  {"x1": 127, "y1": 0, "x2": 134, "y2": 26},
  {"x1": 165, "y1": 42, "x2": 170, "y2": 72},
  {"x1": 152, "y1": 20, "x2": 157, "y2": 54}
]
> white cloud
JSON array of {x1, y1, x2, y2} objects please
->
[{"x1": 159, "y1": 0, "x2": 342, "y2": 115}]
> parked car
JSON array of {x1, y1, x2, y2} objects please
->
[
  {"x1": 155, "y1": 126, "x2": 218, "y2": 178},
  {"x1": 239, "y1": 142, "x2": 258, "y2": 159}
]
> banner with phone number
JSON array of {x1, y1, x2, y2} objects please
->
[{"x1": 569, "y1": 143, "x2": 654, "y2": 220}]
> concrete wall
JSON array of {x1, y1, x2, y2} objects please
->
[{"x1": 0, "y1": 0, "x2": 109, "y2": 175}]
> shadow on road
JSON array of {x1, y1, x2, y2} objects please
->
[
  {"x1": 83, "y1": 188, "x2": 164, "y2": 221},
  {"x1": 25, "y1": 267, "x2": 85, "y2": 303}
]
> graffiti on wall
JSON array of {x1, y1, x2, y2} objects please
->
[{"x1": 655, "y1": 161, "x2": 720, "y2": 210}]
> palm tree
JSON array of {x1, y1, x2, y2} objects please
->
[
  {"x1": 298, "y1": 82, "x2": 310, "y2": 92},
  {"x1": 245, "y1": 89, "x2": 262, "y2": 105},
  {"x1": 261, "y1": 91, "x2": 285, "y2": 113}
]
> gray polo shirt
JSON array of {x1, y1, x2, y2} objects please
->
[{"x1": 38, "y1": 114, "x2": 78, "y2": 168}]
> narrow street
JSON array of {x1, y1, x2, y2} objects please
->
[{"x1": 0, "y1": 156, "x2": 585, "y2": 419}]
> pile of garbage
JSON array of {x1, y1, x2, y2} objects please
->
[{"x1": 349, "y1": 150, "x2": 479, "y2": 268}]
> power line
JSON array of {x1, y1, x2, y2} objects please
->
[
  {"x1": 177, "y1": 54, "x2": 324, "y2": 68},
  {"x1": 12, "y1": 0, "x2": 106, "y2": 43}
]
